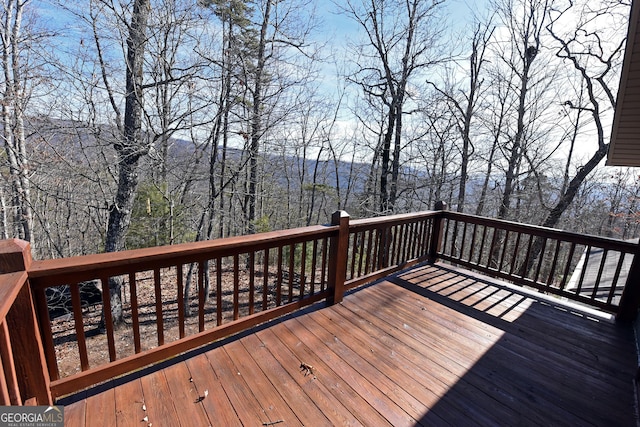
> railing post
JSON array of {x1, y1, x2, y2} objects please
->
[
  {"x1": 328, "y1": 211, "x2": 349, "y2": 305},
  {"x1": 617, "y1": 241, "x2": 640, "y2": 322},
  {"x1": 0, "y1": 239, "x2": 52, "y2": 405},
  {"x1": 429, "y1": 201, "x2": 447, "y2": 262}
]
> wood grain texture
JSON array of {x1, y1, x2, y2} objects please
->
[{"x1": 60, "y1": 263, "x2": 637, "y2": 426}]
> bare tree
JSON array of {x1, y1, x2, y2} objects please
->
[
  {"x1": 0, "y1": 0, "x2": 42, "y2": 243},
  {"x1": 343, "y1": 0, "x2": 446, "y2": 214},
  {"x1": 429, "y1": 19, "x2": 495, "y2": 213}
]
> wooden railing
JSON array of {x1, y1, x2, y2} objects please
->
[
  {"x1": 0, "y1": 206, "x2": 639, "y2": 403},
  {"x1": 438, "y1": 210, "x2": 640, "y2": 317},
  {"x1": 0, "y1": 240, "x2": 52, "y2": 406}
]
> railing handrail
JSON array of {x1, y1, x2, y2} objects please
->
[
  {"x1": 28, "y1": 224, "x2": 338, "y2": 288},
  {"x1": 349, "y1": 210, "x2": 439, "y2": 230},
  {"x1": 443, "y1": 211, "x2": 639, "y2": 252}
]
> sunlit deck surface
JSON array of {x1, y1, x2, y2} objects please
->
[{"x1": 59, "y1": 263, "x2": 638, "y2": 426}]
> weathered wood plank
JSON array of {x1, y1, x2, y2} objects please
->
[
  {"x1": 62, "y1": 400, "x2": 86, "y2": 427},
  {"x1": 240, "y1": 333, "x2": 333, "y2": 426},
  {"x1": 204, "y1": 346, "x2": 271, "y2": 426},
  {"x1": 114, "y1": 378, "x2": 145, "y2": 427},
  {"x1": 284, "y1": 317, "x2": 419, "y2": 427},
  {"x1": 292, "y1": 314, "x2": 449, "y2": 427},
  {"x1": 254, "y1": 327, "x2": 361, "y2": 426},
  {"x1": 183, "y1": 350, "x2": 239, "y2": 427},
  {"x1": 223, "y1": 339, "x2": 303, "y2": 426},
  {"x1": 162, "y1": 360, "x2": 210, "y2": 427},
  {"x1": 275, "y1": 320, "x2": 395, "y2": 426},
  {"x1": 83, "y1": 387, "x2": 116, "y2": 427},
  {"x1": 139, "y1": 368, "x2": 180, "y2": 426}
]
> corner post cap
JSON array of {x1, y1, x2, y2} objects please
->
[
  {"x1": 332, "y1": 210, "x2": 350, "y2": 222},
  {"x1": 0, "y1": 238, "x2": 32, "y2": 273}
]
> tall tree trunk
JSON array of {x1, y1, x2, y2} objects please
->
[
  {"x1": 103, "y1": 0, "x2": 150, "y2": 328},
  {"x1": 1, "y1": 0, "x2": 33, "y2": 243},
  {"x1": 247, "y1": 0, "x2": 272, "y2": 233}
]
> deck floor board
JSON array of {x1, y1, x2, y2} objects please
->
[{"x1": 60, "y1": 263, "x2": 638, "y2": 426}]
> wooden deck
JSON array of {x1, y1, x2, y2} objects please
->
[{"x1": 58, "y1": 263, "x2": 638, "y2": 426}]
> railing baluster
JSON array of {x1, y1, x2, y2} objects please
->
[
  {"x1": 374, "y1": 228, "x2": 382, "y2": 269},
  {"x1": 498, "y1": 230, "x2": 510, "y2": 272},
  {"x1": 176, "y1": 265, "x2": 185, "y2": 339},
  {"x1": 520, "y1": 234, "x2": 534, "y2": 279},
  {"x1": 468, "y1": 223, "x2": 478, "y2": 263},
  {"x1": 154, "y1": 269, "x2": 164, "y2": 346},
  {"x1": 0, "y1": 348, "x2": 10, "y2": 405},
  {"x1": 320, "y1": 238, "x2": 328, "y2": 292},
  {"x1": 591, "y1": 249, "x2": 608, "y2": 300},
  {"x1": 288, "y1": 244, "x2": 295, "y2": 303},
  {"x1": 350, "y1": 233, "x2": 358, "y2": 280},
  {"x1": 216, "y1": 257, "x2": 223, "y2": 326},
  {"x1": 400, "y1": 222, "x2": 410, "y2": 262},
  {"x1": 262, "y1": 248, "x2": 270, "y2": 310},
  {"x1": 442, "y1": 217, "x2": 451, "y2": 257},
  {"x1": 249, "y1": 251, "x2": 255, "y2": 315},
  {"x1": 300, "y1": 242, "x2": 307, "y2": 299},
  {"x1": 357, "y1": 231, "x2": 365, "y2": 278},
  {"x1": 508, "y1": 233, "x2": 521, "y2": 276},
  {"x1": 0, "y1": 320, "x2": 21, "y2": 405},
  {"x1": 533, "y1": 238, "x2": 548, "y2": 285},
  {"x1": 459, "y1": 221, "x2": 468, "y2": 260},
  {"x1": 607, "y1": 253, "x2": 626, "y2": 305},
  {"x1": 546, "y1": 240, "x2": 562, "y2": 288},
  {"x1": 99, "y1": 277, "x2": 116, "y2": 362},
  {"x1": 310, "y1": 240, "x2": 318, "y2": 295},
  {"x1": 560, "y1": 242, "x2": 577, "y2": 290},
  {"x1": 69, "y1": 283, "x2": 89, "y2": 370},
  {"x1": 448, "y1": 219, "x2": 457, "y2": 257},
  {"x1": 233, "y1": 254, "x2": 240, "y2": 320},
  {"x1": 198, "y1": 261, "x2": 205, "y2": 331},
  {"x1": 477, "y1": 225, "x2": 488, "y2": 266},
  {"x1": 575, "y1": 245, "x2": 592, "y2": 295},
  {"x1": 414, "y1": 219, "x2": 421, "y2": 259},
  {"x1": 33, "y1": 287, "x2": 58, "y2": 381},
  {"x1": 129, "y1": 272, "x2": 141, "y2": 352},
  {"x1": 365, "y1": 229, "x2": 374, "y2": 275},
  {"x1": 389, "y1": 225, "x2": 398, "y2": 266},
  {"x1": 487, "y1": 227, "x2": 499, "y2": 270},
  {"x1": 276, "y1": 246, "x2": 283, "y2": 306}
]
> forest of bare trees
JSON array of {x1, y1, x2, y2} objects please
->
[{"x1": 0, "y1": 0, "x2": 637, "y2": 266}]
